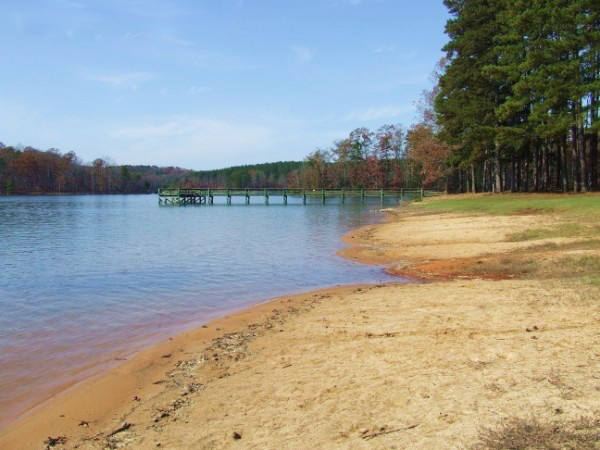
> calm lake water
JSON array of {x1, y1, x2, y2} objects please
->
[{"x1": 0, "y1": 194, "x2": 406, "y2": 427}]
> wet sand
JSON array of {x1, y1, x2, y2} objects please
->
[{"x1": 2, "y1": 198, "x2": 600, "y2": 449}]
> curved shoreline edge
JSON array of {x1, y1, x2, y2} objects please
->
[
  {"x1": 4, "y1": 198, "x2": 599, "y2": 449},
  {"x1": 0, "y1": 208, "x2": 407, "y2": 447}
]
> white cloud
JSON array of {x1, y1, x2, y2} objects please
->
[
  {"x1": 162, "y1": 34, "x2": 193, "y2": 47},
  {"x1": 84, "y1": 71, "x2": 156, "y2": 90},
  {"x1": 399, "y1": 50, "x2": 419, "y2": 61},
  {"x1": 291, "y1": 45, "x2": 315, "y2": 64},
  {"x1": 122, "y1": 32, "x2": 141, "y2": 42},
  {"x1": 372, "y1": 46, "x2": 395, "y2": 54},
  {"x1": 344, "y1": 105, "x2": 413, "y2": 122},
  {"x1": 111, "y1": 116, "x2": 277, "y2": 168},
  {"x1": 187, "y1": 86, "x2": 209, "y2": 96}
]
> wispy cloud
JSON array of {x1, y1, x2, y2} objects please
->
[
  {"x1": 372, "y1": 46, "x2": 395, "y2": 54},
  {"x1": 84, "y1": 71, "x2": 156, "y2": 90},
  {"x1": 162, "y1": 34, "x2": 193, "y2": 47},
  {"x1": 344, "y1": 105, "x2": 413, "y2": 122},
  {"x1": 187, "y1": 86, "x2": 209, "y2": 96},
  {"x1": 399, "y1": 50, "x2": 419, "y2": 61},
  {"x1": 111, "y1": 116, "x2": 275, "y2": 168},
  {"x1": 122, "y1": 32, "x2": 141, "y2": 42},
  {"x1": 291, "y1": 45, "x2": 315, "y2": 64}
]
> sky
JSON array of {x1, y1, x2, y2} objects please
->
[{"x1": 1, "y1": 0, "x2": 449, "y2": 169}]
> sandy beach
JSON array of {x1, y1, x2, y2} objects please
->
[{"x1": 2, "y1": 195, "x2": 600, "y2": 449}]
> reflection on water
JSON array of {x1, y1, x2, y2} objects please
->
[{"x1": 0, "y1": 194, "x2": 405, "y2": 427}]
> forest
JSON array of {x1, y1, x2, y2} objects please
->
[
  {"x1": 180, "y1": 161, "x2": 304, "y2": 188},
  {"x1": 417, "y1": 0, "x2": 600, "y2": 192},
  {"x1": 0, "y1": 144, "x2": 190, "y2": 194},
  {"x1": 0, "y1": 128, "x2": 429, "y2": 194}
]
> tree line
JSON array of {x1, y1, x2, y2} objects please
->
[
  {"x1": 420, "y1": 0, "x2": 600, "y2": 193},
  {"x1": 0, "y1": 144, "x2": 189, "y2": 194},
  {"x1": 179, "y1": 161, "x2": 304, "y2": 188},
  {"x1": 287, "y1": 125, "x2": 428, "y2": 189}
]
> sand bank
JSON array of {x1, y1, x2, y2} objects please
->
[{"x1": 2, "y1": 199, "x2": 600, "y2": 449}]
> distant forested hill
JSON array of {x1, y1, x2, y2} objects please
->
[
  {"x1": 179, "y1": 161, "x2": 304, "y2": 188},
  {"x1": 0, "y1": 145, "x2": 190, "y2": 194},
  {"x1": 0, "y1": 144, "x2": 305, "y2": 194}
]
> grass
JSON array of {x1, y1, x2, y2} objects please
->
[
  {"x1": 419, "y1": 193, "x2": 600, "y2": 219},
  {"x1": 464, "y1": 245, "x2": 600, "y2": 283},
  {"x1": 470, "y1": 415, "x2": 600, "y2": 449},
  {"x1": 470, "y1": 258, "x2": 539, "y2": 278},
  {"x1": 507, "y1": 223, "x2": 593, "y2": 241}
]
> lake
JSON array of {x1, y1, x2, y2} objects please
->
[{"x1": 0, "y1": 194, "x2": 406, "y2": 428}]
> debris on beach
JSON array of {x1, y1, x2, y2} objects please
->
[
  {"x1": 107, "y1": 422, "x2": 132, "y2": 437},
  {"x1": 44, "y1": 435, "x2": 67, "y2": 448}
]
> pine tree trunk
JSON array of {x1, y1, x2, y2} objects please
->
[
  {"x1": 516, "y1": 159, "x2": 521, "y2": 192},
  {"x1": 523, "y1": 157, "x2": 529, "y2": 192},
  {"x1": 591, "y1": 132, "x2": 598, "y2": 191},
  {"x1": 572, "y1": 125, "x2": 580, "y2": 192},
  {"x1": 590, "y1": 92, "x2": 598, "y2": 191},
  {"x1": 471, "y1": 165, "x2": 477, "y2": 193},
  {"x1": 556, "y1": 140, "x2": 562, "y2": 189},
  {"x1": 533, "y1": 143, "x2": 539, "y2": 192},
  {"x1": 510, "y1": 153, "x2": 516, "y2": 192},
  {"x1": 561, "y1": 136, "x2": 569, "y2": 192},
  {"x1": 494, "y1": 140, "x2": 502, "y2": 192},
  {"x1": 579, "y1": 122, "x2": 588, "y2": 193},
  {"x1": 542, "y1": 145, "x2": 549, "y2": 191}
]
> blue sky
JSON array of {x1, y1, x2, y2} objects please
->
[{"x1": 1, "y1": 0, "x2": 449, "y2": 169}]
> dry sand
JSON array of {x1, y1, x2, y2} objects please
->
[{"x1": 2, "y1": 200, "x2": 599, "y2": 449}]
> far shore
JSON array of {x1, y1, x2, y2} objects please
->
[{"x1": 2, "y1": 193, "x2": 600, "y2": 449}]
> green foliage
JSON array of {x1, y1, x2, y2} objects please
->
[
  {"x1": 420, "y1": 194, "x2": 600, "y2": 218},
  {"x1": 180, "y1": 161, "x2": 303, "y2": 189},
  {"x1": 5, "y1": 178, "x2": 14, "y2": 194},
  {"x1": 507, "y1": 223, "x2": 595, "y2": 241},
  {"x1": 433, "y1": 0, "x2": 600, "y2": 193}
]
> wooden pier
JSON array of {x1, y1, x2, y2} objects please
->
[{"x1": 158, "y1": 188, "x2": 438, "y2": 205}]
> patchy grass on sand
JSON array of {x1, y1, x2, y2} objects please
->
[
  {"x1": 415, "y1": 194, "x2": 600, "y2": 285},
  {"x1": 421, "y1": 193, "x2": 600, "y2": 219}
]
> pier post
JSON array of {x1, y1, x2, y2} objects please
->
[
  {"x1": 321, "y1": 188, "x2": 325, "y2": 204},
  {"x1": 342, "y1": 188, "x2": 345, "y2": 204},
  {"x1": 361, "y1": 189, "x2": 365, "y2": 204},
  {"x1": 264, "y1": 188, "x2": 268, "y2": 205},
  {"x1": 245, "y1": 188, "x2": 249, "y2": 204},
  {"x1": 302, "y1": 190, "x2": 306, "y2": 205},
  {"x1": 227, "y1": 189, "x2": 231, "y2": 205},
  {"x1": 283, "y1": 189, "x2": 287, "y2": 205},
  {"x1": 208, "y1": 188, "x2": 213, "y2": 205}
]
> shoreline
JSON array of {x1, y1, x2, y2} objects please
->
[
  {"x1": 3, "y1": 196, "x2": 599, "y2": 448},
  {"x1": 0, "y1": 282, "x2": 408, "y2": 449},
  {"x1": 0, "y1": 208, "x2": 405, "y2": 447}
]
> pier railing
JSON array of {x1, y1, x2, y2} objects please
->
[{"x1": 158, "y1": 188, "x2": 441, "y2": 205}]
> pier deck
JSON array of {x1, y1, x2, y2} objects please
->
[{"x1": 158, "y1": 188, "x2": 439, "y2": 205}]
